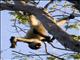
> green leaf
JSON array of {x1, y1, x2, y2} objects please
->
[
  {"x1": 47, "y1": 56, "x2": 56, "y2": 60},
  {"x1": 71, "y1": 35, "x2": 80, "y2": 41},
  {"x1": 70, "y1": 54, "x2": 80, "y2": 59},
  {"x1": 10, "y1": 11, "x2": 29, "y2": 24}
]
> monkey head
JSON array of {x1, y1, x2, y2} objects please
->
[{"x1": 28, "y1": 42, "x2": 41, "y2": 50}]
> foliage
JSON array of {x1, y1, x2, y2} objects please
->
[
  {"x1": 65, "y1": 22, "x2": 80, "y2": 30},
  {"x1": 67, "y1": 53, "x2": 80, "y2": 59},
  {"x1": 47, "y1": 56, "x2": 56, "y2": 60},
  {"x1": 71, "y1": 35, "x2": 80, "y2": 41},
  {"x1": 10, "y1": 11, "x2": 29, "y2": 24},
  {"x1": 71, "y1": 54, "x2": 80, "y2": 59},
  {"x1": 48, "y1": 53, "x2": 80, "y2": 60}
]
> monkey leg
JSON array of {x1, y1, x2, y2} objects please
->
[{"x1": 10, "y1": 36, "x2": 42, "y2": 48}]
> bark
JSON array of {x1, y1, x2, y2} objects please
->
[{"x1": 0, "y1": 3, "x2": 80, "y2": 53}]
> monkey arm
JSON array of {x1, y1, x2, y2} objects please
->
[
  {"x1": 10, "y1": 36, "x2": 42, "y2": 48},
  {"x1": 17, "y1": 38, "x2": 42, "y2": 43}
]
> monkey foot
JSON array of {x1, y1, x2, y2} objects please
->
[{"x1": 10, "y1": 36, "x2": 16, "y2": 48}]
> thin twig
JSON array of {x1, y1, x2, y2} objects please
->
[
  {"x1": 44, "y1": 42, "x2": 64, "y2": 60},
  {"x1": 48, "y1": 42, "x2": 72, "y2": 51},
  {"x1": 44, "y1": 0, "x2": 53, "y2": 9},
  {"x1": 13, "y1": 19, "x2": 21, "y2": 37},
  {"x1": 16, "y1": 26, "x2": 27, "y2": 33},
  {"x1": 29, "y1": 52, "x2": 43, "y2": 60},
  {"x1": 59, "y1": 52, "x2": 77, "y2": 57},
  {"x1": 12, "y1": 50, "x2": 48, "y2": 56}
]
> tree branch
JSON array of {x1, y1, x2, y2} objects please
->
[
  {"x1": 48, "y1": 42, "x2": 72, "y2": 51},
  {"x1": 0, "y1": 3, "x2": 80, "y2": 53}
]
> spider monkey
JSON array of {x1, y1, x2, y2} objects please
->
[{"x1": 10, "y1": 14, "x2": 54, "y2": 50}]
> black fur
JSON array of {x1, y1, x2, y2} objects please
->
[
  {"x1": 10, "y1": 36, "x2": 16, "y2": 48},
  {"x1": 28, "y1": 43, "x2": 41, "y2": 50}
]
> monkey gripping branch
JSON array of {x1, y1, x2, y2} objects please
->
[{"x1": 0, "y1": 1, "x2": 80, "y2": 53}]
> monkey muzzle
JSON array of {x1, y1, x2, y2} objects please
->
[{"x1": 28, "y1": 42, "x2": 41, "y2": 50}]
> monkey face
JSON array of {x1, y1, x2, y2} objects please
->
[{"x1": 28, "y1": 42, "x2": 41, "y2": 50}]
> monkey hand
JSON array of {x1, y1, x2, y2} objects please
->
[
  {"x1": 10, "y1": 36, "x2": 17, "y2": 48},
  {"x1": 45, "y1": 36, "x2": 53, "y2": 42}
]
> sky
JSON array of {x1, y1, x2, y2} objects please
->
[
  {"x1": 1, "y1": 11, "x2": 14, "y2": 59},
  {"x1": 1, "y1": 1, "x2": 80, "y2": 60}
]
